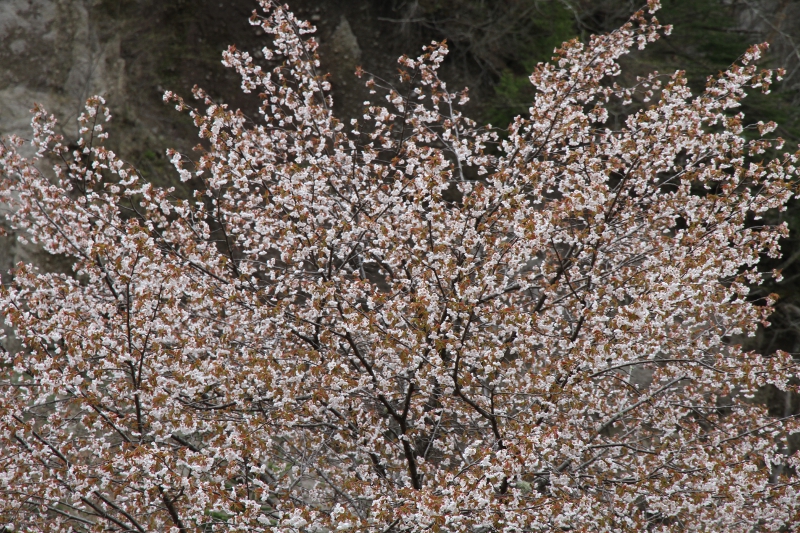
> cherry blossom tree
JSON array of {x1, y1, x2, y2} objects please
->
[{"x1": 1, "y1": 1, "x2": 799, "y2": 531}]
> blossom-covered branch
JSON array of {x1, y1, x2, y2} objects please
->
[{"x1": 0, "y1": 1, "x2": 798, "y2": 531}]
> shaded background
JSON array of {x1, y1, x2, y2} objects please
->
[{"x1": 1, "y1": 0, "x2": 799, "y2": 426}]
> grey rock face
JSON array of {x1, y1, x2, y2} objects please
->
[
  {"x1": 330, "y1": 15, "x2": 361, "y2": 66},
  {"x1": 0, "y1": 0, "x2": 128, "y2": 142}
]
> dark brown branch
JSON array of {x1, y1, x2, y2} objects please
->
[{"x1": 159, "y1": 487, "x2": 187, "y2": 533}]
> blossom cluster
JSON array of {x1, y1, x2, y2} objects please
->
[{"x1": 0, "y1": 1, "x2": 798, "y2": 531}]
